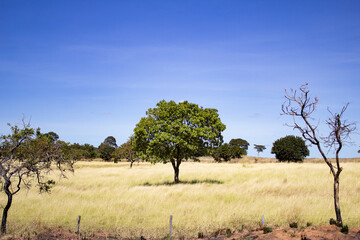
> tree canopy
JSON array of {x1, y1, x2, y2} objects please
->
[
  {"x1": 134, "y1": 100, "x2": 226, "y2": 183},
  {"x1": 271, "y1": 135, "x2": 309, "y2": 162},
  {"x1": 104, "y1": 136, "x2": 117, "y2": 148},
  {"x1": 98, "y1": 136, "x2": 117, "y2": 161},
  {"x1": 229, "y1": 138, "x2": 249, "y2": 154},
  {"x1": 254, "y1": 144, "x2": 266, "y2": 156}
]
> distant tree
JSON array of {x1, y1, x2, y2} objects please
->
[
  {"x1": 0, "y1": 121, "x2": 73, "y2": 234},
  {"x1": 212, "y1": 144, "x2": 232, "y2": 162},
  {"x1": 134, "y1": 100, "x2": 226, "y2": 183},
  {"x1": 282, "y1": 83, "x2": 356, "y2": 226},
  {"x1": 118, "y1": 136, "x2": 137, "y2": 167},
  {"x1": 254, "y1": 144, "x2": 266, "y2": 156},
  {"x1": 229, "y1": 138, "x2": 249, "y2": 154},
  {"x1": 271, "y1": 135, "x2": 309, "y2": 162},
  {"x1": 82, "y1": 143, "x2": 97, "y2": 159},
  {"x1": 111, "y1": 147, "x2": 122, "y2": 163},
  {"x1": 98, "y1": 143, "x2": 114, "y2": 161},
  {"x1": 231, "y1": 145, "x2": 245, "y2": 158},
  {"x1": 104, "y1": 136, "x2": 117, "y2": 148},
  {"x1": 98, "y1": 136, "x2": 117, "y2": 161},
  {"x1": 68, "y1": 143, "x2": 88, "y2": 161},
  {"x1": 211, "y1": 143, "x2": 245, "y2": 162},
  {"x1": 60, "y1": 143, "x2": 97, "y2": 161}
]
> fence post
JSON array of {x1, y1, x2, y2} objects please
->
[
  {"x1": 169, "y1": 215, "x2": 173, "y2": 238},
  {"x1": 76, "y1": 216, "x2": 81, "y2": 234},
  {"x1": 262, "y1": 215, "x2": 265, "y2": 227}
]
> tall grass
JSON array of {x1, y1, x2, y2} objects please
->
[{"x1": 2, "y1": 161, "x2": 360, "y2": 238}]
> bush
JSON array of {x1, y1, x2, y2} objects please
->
[
  {"x1": 271, "y1": 135, "x2": 309, "y2": 162},
  {"x1": 263, "y1": 226, "x2": 272, "y2": 234},
  {"x1": 211, "y1": 143, "x2": 245, "y2": 162},
  {"x1": 340, "y1": 225, "x2": 349, "y2": 234}
]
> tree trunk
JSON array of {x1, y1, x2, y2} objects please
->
[
  {"x1": 171, "y1": 160, "x2": 181, "y2": 184},
  {"x1": 333, "y1": 176, "x2": 342, "y2": 227},
  {"x1": 174, "y1": 166, "x2": 179, "y2": 183},
  {"x1": 1, "y1": 181, "x2": 13, "y2": 234},
  {"x1": 130, "y1": 160, "x2": 134, "y2": 168}
]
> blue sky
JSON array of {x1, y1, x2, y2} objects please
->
[{"x1": 1, "y1": 0, "x2": 359, "y2": 158}]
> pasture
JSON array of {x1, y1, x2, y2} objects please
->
[{"x1": 3, "y1": 160, "x2": 360, "y2": 238}]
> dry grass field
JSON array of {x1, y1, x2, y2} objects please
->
[{"x1": 2, "y1": 160, "x2": 360, "y2": 238}]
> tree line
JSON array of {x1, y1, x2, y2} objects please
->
[
  {"x1": 0, "y1": 84, "x2": 357, "y2": 234},
  {"x1": 51, "y1": 133, "x2": 308, "y2": 165}
]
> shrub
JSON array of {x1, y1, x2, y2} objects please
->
[
  {"x1": 211, "y1": 143, "x2": 245, "y2": 162},
  {"x1": 263, "y1": 226, "x2": 272, "y2": 234},
  {"x1": 340, "y1": 225, "x2": 349, "y2": 234}
]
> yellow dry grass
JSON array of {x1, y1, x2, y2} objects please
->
[{"x1": 2, "y1": 161, "x2": 360, "y2": 238}]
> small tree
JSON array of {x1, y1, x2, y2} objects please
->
[
  {"x1": 98, "y1": 143, "x2": 114, "y2": 161},
  {"x1": 134, "y1": 100, "x2": 226, "y2": 183},
  {"x1": 98, "y1": 136, "x2": 117, "y2": 161},
  {"x1": 254, "y1": 144, "x2": 266, "y2": 156},
  {"x1": 0, "y1": 121, "x2": 73, "y2": 234},
  {"x1": 82, "y1": 143, "x2": 97, "y2": 159},
  {"x1": 118, "y1": 136, "x2": 137, "y2": 167},
  {"x1": 271, "y1": 135, "x2": 309, "y2": 162},
  {"x1": 229, "y1": 138, "x2": 249, "y2": 154},
  {"x1": 282, "y1": 83, "x2": 356, "y2": 226}
]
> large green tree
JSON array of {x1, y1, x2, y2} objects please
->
[
  {"x1": 0, "y1": 122, "x2": 73, "y2": 234},
  {"x1": 271, "y1": 135, "x2": 309, "y2": 162},
  {"x1": 134, "y1": 100, "x2": 226, "y2": 183}
]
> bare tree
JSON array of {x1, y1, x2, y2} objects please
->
[
  {"x1": 0, "y1": 120, "x2": 73, "y2": 234},
  {"x1": 282, "y1": 83, "x2": 356, "y2": 226}
]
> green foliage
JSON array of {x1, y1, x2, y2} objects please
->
[
  {"x1": 104, "y1": 136, "x2": 117, "y2": 148},
  {"x1": 134, "y1": 100, "x2": 226, "y2": 163},
  {"x1": 263, "y1": 226, "x2": 272, "y2": 234},
  {"x1": 120, "y1": 137, "x2": 137, "y2": 160},
  {"x1": 59, "y1": 142, "x2": 97, "y2": 161},
  {"x1": 254, "y1": 144, "x2": 266, "y2": 156},
  {"x1": 271, "y1": 135, "x2": 309, "y2": 162},
  {"x1": 134, "y1": 100, "x2": 225, "y2": 182},
  {"x1": 231, "y1": 145, "x2": 246, "y2": 158},
  {"x1": 0, "y1": 121, "x2": 74, "y2": 233},
  {"x1": 212, "y1": 143, "x2": 245, "y2": 162},
  {"x1": 98, "y1": 136, "x2": 118, "y2": 161},
  {"x1": 82, "y1": 143, "x2": 97, "y2": 159},
  {"x1": 229, "y1": 138, "x2": 249, "y2": 154},
  {"x1": 98, "y1": 143, "x2": 115, "y2": 161}
]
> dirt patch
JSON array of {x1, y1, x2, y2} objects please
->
[
  {"x1": 216, "y1": 225, "x2": 360, "y2": 240},
  {"x1": 7, "y1": 225, "x2": 360, "y2": 240}
]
